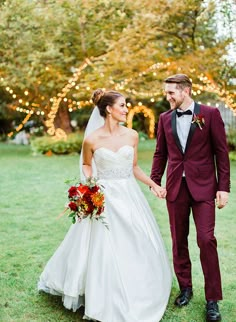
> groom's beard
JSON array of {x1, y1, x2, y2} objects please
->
[{"x1": 169, "y1": 99, "x2": 184, "y2": 110}]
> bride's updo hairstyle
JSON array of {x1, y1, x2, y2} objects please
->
[{"x1": 92, "y1": 88, "x2": 124, "y2": 118}]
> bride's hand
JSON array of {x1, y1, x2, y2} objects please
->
[{"x1": 151, "y1": 184, "x2": 167, "y2": 199}]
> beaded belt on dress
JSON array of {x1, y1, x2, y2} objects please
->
[{"x1": 97, "y1": 167, "x2": 133, "y2": 180}]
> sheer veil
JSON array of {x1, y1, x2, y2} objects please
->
[{"x1": 79, "y1": 106, "x2": 104, "y2": 181}]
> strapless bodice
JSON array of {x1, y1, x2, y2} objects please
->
[{"x1": 93, "y1": 145, "x2": 134, "y2": 180}]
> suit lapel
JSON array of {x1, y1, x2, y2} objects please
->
[
  {"x1": 171, "y1": 110, "x2": 183, "y2": 154},
  {"x1": 185, "y1": 102, "x2": 201, "y2": 152}
]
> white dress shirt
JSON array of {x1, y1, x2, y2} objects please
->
[{"x1": 176, "y1": 102, "x2": 194, "y2": 153}]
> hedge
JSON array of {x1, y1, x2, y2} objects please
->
[{"x1": 31, "y1": 133, "x2": 83, "y2": 155}]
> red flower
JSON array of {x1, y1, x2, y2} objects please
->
[
  {"x1": 68, "y1": 201, "x2": 78, "y2": 211},
  {"x1": 90, "y1": 185, "x2": 99, "y2": 193},
  {"x1": 96, "y1": 206, "x2": 104, "y2": 216},
  {"x1": 68, "y1": 186, "x2": 78, "y2": 197},
  {"x1": 82, "y1": 195, "x2": 93, "y2": 213},
  {"x1": 77, "y1": 183, "x2": 89, "y2": 194},
  {"x1": 192, "y1": 113, "x2": 205, "y2": 130}
]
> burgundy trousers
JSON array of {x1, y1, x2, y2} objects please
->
[{"x1": 166, "y1": 178, "x2": 222, "y2": 301}]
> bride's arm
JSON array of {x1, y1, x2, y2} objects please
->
[
  {"x1": 82, "y1": 139, "x2": 94, "y2": 178},
  {"x1": 132, "y1": 132, "x2": 166, "y2": 198}
]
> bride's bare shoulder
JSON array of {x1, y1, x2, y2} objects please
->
[
  {"x1": 122, "y1": 126, "x2": 138, "y2": 138},
  {"x1": 83, "y1": 127, "x2": 104, "y2": 146}
]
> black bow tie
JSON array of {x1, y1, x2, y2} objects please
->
[{"x1": 176, "y1": 110, "x2": 192, "y2": 117}]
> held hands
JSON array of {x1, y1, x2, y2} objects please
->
[
  {"x1": 216, "y1": 191, "x2": 229, "y2": 209},
  {"x1": 151, "y1": 184, "x2": 167, "y2": 199}
]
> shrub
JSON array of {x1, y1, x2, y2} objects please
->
[
  {"x1": 31, "y1": 133, "x2": 83, "y2": 155},
  {"x1": 229, "y1": 151, "x2": 236, "y2": 161},
  {"x1": 0, "y1": 133, "x2": 7, "y2": 142},
  {"x1": 138, "y1": 131, "x2": 149, "y2": 141},
  {"x1": 227, "y1": 127, "x2": 236, "y2": 151}
]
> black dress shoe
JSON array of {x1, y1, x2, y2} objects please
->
[
  {"x1": 174, "y1": 288, "x2": 193, "y2": 307},
  {"x1": 206, "y1": 301, "x2": 221, "y2": 321}
]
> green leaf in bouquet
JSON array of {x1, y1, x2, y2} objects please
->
[{"x1": 64, "y1": 177, "x2": 78, "y2": 185}]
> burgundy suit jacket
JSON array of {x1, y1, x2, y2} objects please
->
[{"x1": 151, "y1": 103, "x2": 230, "y2": 202}]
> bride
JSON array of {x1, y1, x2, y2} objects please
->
[{"x1": 38, "y1": 89, "x2": 172, "y2": 322}]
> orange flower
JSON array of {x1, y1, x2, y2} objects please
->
[{"x1": 91, "y1": 192, "x2": 105, "y2": 207}]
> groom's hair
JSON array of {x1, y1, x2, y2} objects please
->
[{"x1": 164, "y1": 74, "x2": 192, "y2": 92}]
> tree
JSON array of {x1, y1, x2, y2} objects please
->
[{"x1": 0, "y1": 0, "x2": 235, "y2": 135}]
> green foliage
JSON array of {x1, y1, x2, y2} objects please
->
[
  {"x1": 0, "y1": 0, "x2": 235, "y2": 101},
  {"x1": 229, "y1": 151, "x2": 236, "y2": 161},
  {"x1": 0, "y1": 0, "x2": 131, "y2": 94},
  {"x1": 0, "y1": 0, "x2": 235, "y2": 135},
  {"x1": 31, "y1": 133, "x2": 83, "y2": 155},
  {"x1": 138, "y1": 131, "x2": 149, "y2": 141},
  {"x1": 227, "y1": 127, "x2": 236, "y2": 151}
]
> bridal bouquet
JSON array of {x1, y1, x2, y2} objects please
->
[{"x1": 60, "y1": 177, "x2": 108, "y2": 228}]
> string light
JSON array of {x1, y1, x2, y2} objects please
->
[
  {"x1": 1, "y1": 58, "x2": 235, "y2": 140},
  {"x1": 8, "y1": 113, "x2": 32, "y2": 138},
  {"x1": 0, "y1": 78, "x2": 44, "y2": 123},
  {"x1": 45, "y1": 58, "x2": 93, "y2": 139},
  {"x1": 127, "y1": 105, "x2": 155, "y2": 139}
]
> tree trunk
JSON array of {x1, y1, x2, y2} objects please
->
[{"x1": 54, "y1": 104, "x2": 72, "y2": 134}]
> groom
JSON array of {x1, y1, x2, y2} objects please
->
[{"x1": 151, "y1": 74, "x2": 230, "y2": 321}]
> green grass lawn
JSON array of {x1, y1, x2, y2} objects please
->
[{"x1": 0, "y1": 141, "x2": 235, "y2": 322}]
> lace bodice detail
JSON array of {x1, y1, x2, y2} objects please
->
[{"x1": 93, "y1": 145, "x2": 134, "y2": 180}]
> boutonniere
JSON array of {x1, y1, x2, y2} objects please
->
[{"x1": 192, "y1": 113, "x2": 205, "y2": 130}]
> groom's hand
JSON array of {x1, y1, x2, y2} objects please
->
[
  {"x1": 216, "y1": 191, "x2": 229, "y2": 209},
  {"x1": 151, "y1": 186, "x2": 167, "y2": 199}
]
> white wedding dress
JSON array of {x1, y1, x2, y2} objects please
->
[{"x1": 38, "y1": 145, "x2": 172, "y2": 322}]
